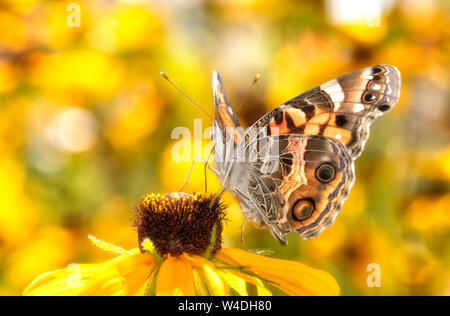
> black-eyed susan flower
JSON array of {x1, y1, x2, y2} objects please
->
[{"x1": 23, "y1": 192, "x2": 340, "y2": 296}]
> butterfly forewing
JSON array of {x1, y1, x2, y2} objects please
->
[{"x1": 242, "y1": 65, "x2": 401, "y2": 159}]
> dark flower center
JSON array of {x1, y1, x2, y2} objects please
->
[{"x1": 133, "y1": 192, "x2": 226, "y2": 257}]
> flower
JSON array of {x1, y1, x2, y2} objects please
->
[
  {"x1": 23, "y1": 193, "x2": 340, "y2": 296},
  {"x1": 134, "y1": 192, "x2": 226, "y2": 257}
]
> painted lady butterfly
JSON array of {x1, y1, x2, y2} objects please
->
[{"x1": 211, "y1": 65, "x2": 401, "y2": 244}]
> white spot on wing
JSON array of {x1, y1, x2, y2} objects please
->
[
  {"x1": 353, "y1": 103, "x2": 365, "y2": 112},
  {"x1": 371, "y1": 83, "x2": 381, "y2": 91},
  {"x1": 321, "y1": 80, "x2": 344, "y2": 107}
]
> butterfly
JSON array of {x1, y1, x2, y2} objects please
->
[{"x1": 211, "y1": 65, "x2": 401, "y2": 244}]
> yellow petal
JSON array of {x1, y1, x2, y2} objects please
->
[
  {"x1": 187, "y1": 254, "x2": 272, "y2": 296},
  {"x1": 185, "y1": 255, "x2": 230, "y2": 295},
  {"x1": 216, "y1": 248, "x2": 340, "y2": 296},
  {"x1": 202, "y1": 263, "x2": 227, "y2": 295},
  {"x1": 80, "y1": 251, "x2": 154, "y2": 296},
  {"x1": 23, "y1": 264, "x2": 103, "y2": 296},
  {"x1": 192, "y1": 268, "x2": 209, "y2": 296},
  {"x1": 216, "y1": 270, "x2": 248, "y2": 296},
  {"x1": 219, "y1": 268, "x2": 272, "y2": 296},
  {"x1": 257, "y1": 284, "x2": 272, "y2": 296},
  {"x1": 88, "y1": 235, "x2": 134, "y2": 255},
  {"x1": 155, "y1": 255, "x2": 196, "y2": 296},
  {"x1": 24, "y1": 249, "x2": 154, "y2": 296}
]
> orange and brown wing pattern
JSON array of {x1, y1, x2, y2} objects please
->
[
  {"x1": 214, "y1": 65, "x2": 400, "y2": 243},
  {"x1": 236, "y1": 134, "x2": 354, "y2": 242},
  {"x1": 243, "y1": 65, "x2": 401, "y2": 159},
  {"x1": 213, "y1": 71, "x2": 243, "y2": 145},
  {"x1": 277, "y1": 135, "x2": 355, "y2": 240}
]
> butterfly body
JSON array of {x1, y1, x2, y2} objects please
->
[{"x1": 212, "y1": 65, "x2": 400, "y2": 244}]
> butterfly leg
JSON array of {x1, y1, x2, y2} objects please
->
[
  {"x1": 240, "y1": 212, "x2": 274, "y2": 255},
  {"x1": 178, "y1": 155, "x2": 219, "y2": 192},
  {"x1": 197, "y1": 155, "x2": 219, "y2": 174},
  {"x1": 203, "y1": 145, "x2": 215, "y2": 192},
  {"x1": 178, "y1": 158, "x2": 197, "y2": 192},
  {"x1": 240, "y1": 215, "x2": 250, "y2": 251},
  {"x1": 197, "y1": 154, "x2": 219, "y2": 192}
]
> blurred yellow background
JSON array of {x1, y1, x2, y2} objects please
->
[{"x1": 0, "y1": 0, "x2": 448, "y2": 295}]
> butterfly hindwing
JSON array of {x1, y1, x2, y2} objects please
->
[{"x1": 238, "y1": 134, "x2": 354, "y2": 242}]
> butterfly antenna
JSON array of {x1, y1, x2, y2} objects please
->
[
  {"x1": 234, "y1": 73, "x2": 260, "y2": 115},
  {"x1": 160, "y1": 72, "x2": 214, "y2": 120}
]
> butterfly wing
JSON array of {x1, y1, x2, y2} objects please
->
[
  {"x1": 218, "y1": 65, "x2": 400, "y2": 243},
  {"x1": 242, "y1": 65, "x2": 401, "y2": 159},
  {"x1": 212, "y1": 71, "x2": 244, "y2": 177},
  {"x1": 213, "y1": 71, "x2": 243, "y2": 144},
  {"x1": 234, "y1": 134, "x2": 354, "y2": 242}
]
